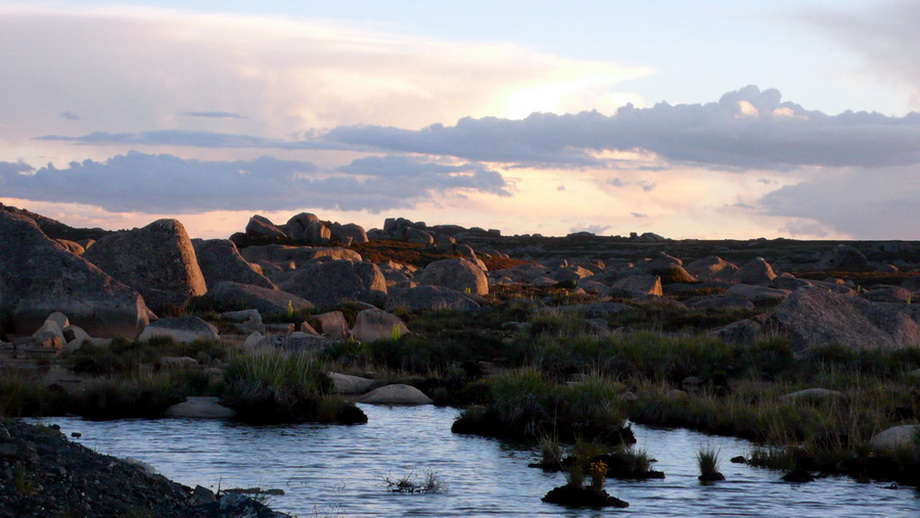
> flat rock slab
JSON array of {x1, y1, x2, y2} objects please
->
[
  {"x1": 781, "y1": 388, "x2": 845, "y2": 401},
  {"x1": 356, "y1": 384, "x2": 433, "y2": 405},
  {"x1": 138, "y1": 316, "x2": 220, "y2": 344},
  {"x1": 869, "y1": 425, "x2": 920, "y2": 452},
  {"x1": 330, "y1": 373, "x2": 376, "y2": 394},
  {"x1": 164, "y1": 397, "x2": 235, "y2": 418}
]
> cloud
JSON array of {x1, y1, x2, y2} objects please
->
[
  {"x1": 630, "y1": 212, "x2": 648, "y2": 218},
  {"x1": 759, "y1": 165, "x2": 920, "y2": 239},
  {"x1": 607, "y1": 176, "x2": 655, "y2": 191},
  {"x1": 802, "y1": 0, "x2": 920, "y2": 107},
  {"x1": 0, "y1": 160, "x2": 34, "y2": 175},
  {"x1": 60, "y1": 111, "x2": 80, "y2": 121},
  {"x1": 183, "y1": 111, "x2": 248, "y2": 119},
  {"x1": 318, "y1": 86, "x2": 920, "y2": 170},
  {"x1": 0, "y1": 5, "x2": 648, "y2": 163},
  {"x1": 0, "y1": 151, "x2": 509, "y2": 214},
  {"x1": 36, "y1": 130, "x2": 331, "y2": 150}
]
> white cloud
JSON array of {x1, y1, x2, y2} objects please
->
[{"x1": 0, "y1": 5, "x2": 649, "y2": 166}]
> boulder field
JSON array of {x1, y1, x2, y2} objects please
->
[{"x1": 3, "y1": 203, "x2": 920, "y2": 358}]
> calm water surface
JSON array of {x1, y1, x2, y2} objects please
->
[{"x1": 35, "y1": 405, "x2": 920, "y2": 517}]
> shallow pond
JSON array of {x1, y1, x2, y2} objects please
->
[{"x1": 34, "y1": 405, "x2": 920, "y2": 516}]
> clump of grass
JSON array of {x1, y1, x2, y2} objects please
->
[
  {"x1": 697, "y1": 446, "x2": 725, "y2": 481},
  {"x1": 452, "y1": 369, "x2": 632, "y2": 443},
  {"x1": 538, "y1": 434, "x2": 563, "y2": 470},
  {"x1": 12, "y1": 463, "x2": 36, "y2": 496},
  {"x1": 223, "y1": 348, "x2": 365, "y2": 424},
  {"x1": 748, "y1": 446, "x2": 797, "y2": 471},
  {"x1": 383, "y1": 469, "x2": 446, "y2": 494}
]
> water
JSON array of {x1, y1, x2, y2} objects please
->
[{"x1": 31, "y1": 406, "x2": 920, "y2": 517}]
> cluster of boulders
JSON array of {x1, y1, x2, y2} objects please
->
[
  {"x1": 232, "y1": 213, "x2": 370, "y2": 247},
  {"x1": 489, "y1": 248, "x2": 920, "y2": 353},
  {"x1": 3, "y1": 204, "x2": 920, "y2": 358},
  {"x1": 0, "y1": 207, "x2": 494, "y2": 356}
]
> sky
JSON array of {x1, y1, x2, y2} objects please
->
[{"x1": 2, "y1": 1, "x2": 920, "y2": 240}]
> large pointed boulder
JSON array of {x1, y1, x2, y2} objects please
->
[
  {"x1": 0, "y1": 210, "x2": 149, "y2": 338},
  {"x1": 83, "y1": 219, "x2": 207, "y2": 311}
]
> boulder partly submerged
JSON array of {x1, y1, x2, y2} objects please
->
[
  {"x1": 164, "y1": 396, "x2": 236, "y2": 418},
  {"x1": 356, "y1": 384, "x2": 433, "y2": 405},
  {"x1": 0, "y1": 210, "x2": 149, "y2": 338}
]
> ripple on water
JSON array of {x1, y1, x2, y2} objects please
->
[{"x1": 29, "y1": 405, "x2": 920, "y2": 517}]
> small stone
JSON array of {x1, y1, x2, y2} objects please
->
[{"x1": 191, "y1": 484, "x2": 217, "y2": 506}]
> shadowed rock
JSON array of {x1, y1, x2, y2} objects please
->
[
  {"x1": 245, "y1": 214, "x2": 287, "y2": 240},
  {"x1": 732, "y1": 257, "x2": 777, "y2": 285},
  {"x1": 608, "y1": 275, "x2": 663, "y2": 298},
  {"x1": 278, "y1": 261, "x2": 387, "y2": 308},
  {"x1": 767, "y1": 286, "x2": 920, "y2": 352},
  {"x1": 192, "y1": 239, "x2": 275, "y2": 289},
  {"x1": 206, "y1": 281, "x2": 313, "y2": 315},
  {"x1": 0, "y1": 210, "x2": 149, "y2": 338},
  {"x1": 869, "y1": 425, "x2": 920, "y2": 452},
  {"x1": 385, "y1": 285, "x2": 480, "y2": 311},
  {"x1": 138, "y1": 316, "x2": 219, "y2": 344},
  {"x1": 282, "y1": 213, "x2": 330, "y2": 244},
  {"x1": 815, "y1": 244, "x2": 868, "y2": 271},
  {"x1": 351, "y1": 309, "x2": 409, "y2": 342},
  {"x1": 418, "y1": 258, "x2": 489, "y2": 296},
  {"x1": 357, "y1": 384, "x2": 433, "y2": 405},
  {"x1": 330, "y1": 222, "x2": 369, "y2": 244},
  {"x1": 165, "y1": 396, "x2": 235, "y2": 418},
  {"x1": 330, "y1": 373, "x2": 376, "y2": 394},
  {"x1": 83, "y1": 219, "x2": 207, "y2": 311}
]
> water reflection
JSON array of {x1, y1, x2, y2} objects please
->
[{"x1": 32, "y1": 405, "x2": 920, "y2": 517}]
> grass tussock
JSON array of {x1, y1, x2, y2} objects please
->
[
  {"x1": 697, "y1": 446, "x2": 724, "y2": 481},
  {"x1": 223, "y1": 347, "x2": 365, "y2": 425},
  {"x1": 452, "y1": 369, "x2": 632, "y2": 443}
]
